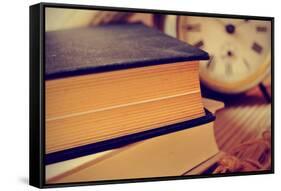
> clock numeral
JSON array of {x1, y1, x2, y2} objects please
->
[
  {"x1": 225, "y1": 63, "x2": 232, "y2": 76},
  {"x1": 256, "y1": 26, "x2": 267, "y2": 32},
  {"x1": 184, "y1": 24, "x2": 201, "y2": 32},
  {"x1": 252, "y1": 42, "x2": 263, "y2": 54},
  {"x1": 243, "y1": 58, "x2": 251, "y2": 70},
  {"x1": 193, "y1": 40, "x2": 204, "y2": 48}
]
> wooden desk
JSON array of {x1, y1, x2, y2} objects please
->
[{"x1": 214, "y1": 93, "x2": 271, "y2": 153}]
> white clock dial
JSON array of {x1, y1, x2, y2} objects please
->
[{"x1": 175, "y1": 16, "x2": 271, "y2": 93}]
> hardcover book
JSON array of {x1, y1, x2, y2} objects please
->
[{"x1": 45, "y1": 23, "x2": 212, "y2": 165}]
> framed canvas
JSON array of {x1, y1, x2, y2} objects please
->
[{"x1": 30, "y1": 2, "x2": 274, "y2": 188}]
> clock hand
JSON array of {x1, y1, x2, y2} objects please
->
[{"x1": 225, "y1": 62, "x2": 233, "y2": 76}]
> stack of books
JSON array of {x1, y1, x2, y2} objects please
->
[{"x1": 45, "y1": 23, "x2": 221, "y2": 183}]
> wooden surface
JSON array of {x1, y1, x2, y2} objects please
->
[
  {"x1": 214, "y1": 90, "x2": 271, "y2": 153},
  {"x1": 184, "y1": 87, "x2": 272, "y2": 174}
]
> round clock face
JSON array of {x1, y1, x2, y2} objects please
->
[{"x1": 174, "y1": 16, "x2": 271, "y2": 93}]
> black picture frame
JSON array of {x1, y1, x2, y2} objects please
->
[{"x1": 30, "y1": 2, "x2": 274, "y2": 188}]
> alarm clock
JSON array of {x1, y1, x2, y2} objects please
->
[{"x1": 164, "y1": 15, "x2": 271, "y2": 94}]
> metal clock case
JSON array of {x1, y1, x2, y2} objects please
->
[{"x1": 164, "y1": 15, "x2": 271, "y2": 94}]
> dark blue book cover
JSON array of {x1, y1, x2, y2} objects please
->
[{"x1": 45, "y1": 23, "x2": 209, "y2": 80}]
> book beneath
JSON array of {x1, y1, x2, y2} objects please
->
[{"x1": 47, "y1": 118, "x2": 219, "y2": 183}]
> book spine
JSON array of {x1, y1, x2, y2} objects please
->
[{"x1": 29, "y1": 3, "x2": 44, "y2": 188}]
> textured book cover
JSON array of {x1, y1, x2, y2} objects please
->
[{"x1": 45, "y1": 23, "x2": 209, "y2": 79}]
